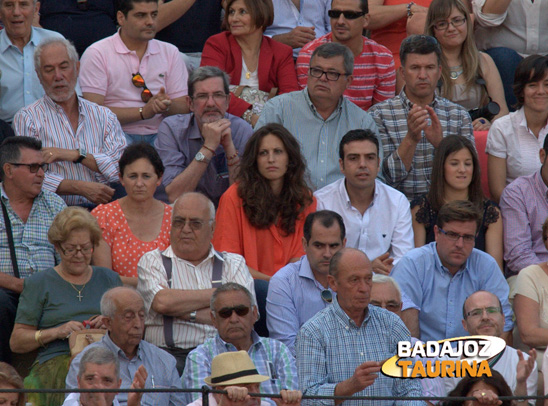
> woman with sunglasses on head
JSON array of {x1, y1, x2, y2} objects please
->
[
  {"x1": 424, "y1": 0, "x2": 508, "y2": 132},
  {"x1": 200, "y1": 0, "x2": 298, "y2": 127},
  {"x1": 213, "y1": 123, "x2": 316, "y2": 281},
  {"x1": 91, "y1": 143, "x2": 172, "y2": 287},
  {"x1": 9, "y1": 207, "x2": 122, "y2": 406},
  {"x1": 411, "y1": 135, "x2": 503, "y2": 270}
]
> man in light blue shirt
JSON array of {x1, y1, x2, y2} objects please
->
[
  {"x1": 0, "y1": 0, "x2": 65, "y2": 122},
  {"x1": 255, "y1": 42, "x2": 379, "y2": 190},
  {"x1": 391, "y1": 200, "x2": 513, "y2": 343},
  {"x1": 267, "y1": 210, "x2": 346, "y2": 356},
  {"x1": 66, "y1": 287, "x2": 184, "y2": 406}
]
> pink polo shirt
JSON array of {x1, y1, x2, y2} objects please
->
[{"x1": 79, "y1": 31, "x2": 188, "y2": 135}]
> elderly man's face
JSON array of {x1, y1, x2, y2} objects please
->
[
  {"x1": 38, "y1": 43, "x2": 79, "y2": 104},
  {"x1": 462, "y1": 291, "x2": 504, "y2": 338},
  {"x1": 370, "y1": 282, "x2": 402, "y2": 316},
  {"x1": 170, "y1": 194, "x2": 214, "y2": 264},
  {"x1": 307, "y1": 55, "x2": 352, "y2": 104},
  {"x1": 190, "y1": 77, "x2": 229, "y2": 126},
  {"x1": 78, "y1": 362, "x2": 121, "y2": 406},
  {"x1": 211, "y1": 290, "x2": 257, "y2": 344},
  {"x1": 104, "y1": 290, "x2": 145, "y2": 355},
  {"x1": 0, "y1": 0, "x2": 37, "y2": 45}
]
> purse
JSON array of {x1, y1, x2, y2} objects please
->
[
  {"x1": 69, "y1": 329, "x2": 106, "y2": 358},
  {"x1": 229, "y1": 85, "x2": 278, "y2": 116}
]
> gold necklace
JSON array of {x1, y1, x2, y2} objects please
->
[{"x1": 69, "y1": 282, "x2": 87, "y2": 302}]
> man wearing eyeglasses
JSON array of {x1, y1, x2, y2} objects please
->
[
  {"x1": 79, "y1": 0, "x2": 189, "y2": 147},
  {"x1": 0, "y1": 136, "x2": 66, "y2": 364},
  {"x1": 137, "y1": 192, "x2": 255, "y2": 374},
  {"x1": 391, "y1": 200, "x2": 513, "y2": 344},
  {"x1": 256, "y1": 42, "x2": 379, "y2": 190},
  {"x1": 182, "y1": 282, "x2": 299, "y2": 405},
  {"x1": 155, "y1": 66, "x2": 253, "y2": 206},
  {"x1": 296, "y1": 0, "x2": 395, "y2": 111}
]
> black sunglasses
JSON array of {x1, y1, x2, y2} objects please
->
[
  {"x1": 8, "y1": 162, "x2": 48, "y2": 173},
  {"x1": 216, "y1": 305, "x2": 250, "y2": 319},
  {"x1": 328, "y1": 9, "x2": 365, "y2": 19},
  {"x1": 321, "y1": 289, "x2": 333, "y2": 304}
]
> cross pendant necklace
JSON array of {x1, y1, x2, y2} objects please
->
[{"x1": 69, "y1": 282, "x2": 87, "y2": 302}]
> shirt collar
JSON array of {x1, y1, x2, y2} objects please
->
[
  {"x1": 167, "y1": 244, "x2": 220, "y2": 266},
  {"x1": 431, "y1": 241, "x2": 470, "y2": 276},
  {"x1": 340, "y1": 178, "x2": 378, "y2": 209},
  {"x1": 1, "y1": 183, "x2": 43, "y2": 202},
  {"x1": 104, "y1": 332, "x2": 143, "y2": 361},
  {"x1": 0, "y1": 27, "x2": 36, "y2": 53},
  {"x1": 42, "y1": 94, "x2": 86, "y2": 117},
  {"x1": 532, "y1": 170, "x2": 548, "y2": 199},
  {"x1": 399, "y1": 87, "x2": 439, "y2": 112},
  {"x1": 303, "y1": 88, "x2": 343, "y2": 120},
  {"x1": 113, "y1": 30, "x2": 159, "y2": 55},
  {"x1": 332, "y1": 296, "x2": 370, "y2": 328},
  {"x1": 216, "y1": 330, "x2": 262, "y2": 351}
]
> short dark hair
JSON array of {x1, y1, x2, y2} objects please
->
[
  {"x1": 513, "y1": 54, "x2": 548, "y2": 109},
  {"x1": 119, "y1": 143, "x2": 164, "y2": 178},
  {"x1": 462, "y1": 290, "x2": 502, "y2": 320},
  {"x1": 0, "y1": 136, "x2": 42, "y2": 181},
  {"x1": 443, "y1": 371, "x2": 513, "y2": 406},
  {"x1": 311, "y1": 42, "x2": 354, "y2": 76},
  {"x1": 223, "y1": 0, "x2": 274, "y2": 32},
  {"x1": 331, "y1": 0, "x2": 369, "y2": 13},
  {"x1": 436, "y1": 200, "x2": 481, "y2": 232},
  {"x1": 117, "y1": 0, "x2": 158, "y2": 16},
  {"x1": 303, "y1": 210, "x2": 346, "y2": 243},
  {"x1": 338, "y1": 129, "x2": 379, "y2": 160},
  {"x1": 188, "y1": 66, "x2": 230, "y2": 98},
  {"x1": 400, "y1": 35, "x2": 441, "y2": 67}
]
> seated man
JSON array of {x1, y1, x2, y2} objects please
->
[
  {"x1": 0, "y1": 0, "x2": 65, "y2": 123},
  {"x1": 80, "y1": 0, "x2": 189, "y2": 146},
  {"x1": 189, "y1": 351, "x2": 301, "y2": 406},
  {"x1": 315, "y1": 129, "x2": 413, "y2": 275},
  {"x1": 266, "y1": 210, "x2": 346, "y2": 355},
  {"x1": 63, "y1": 347, "x2": 147, "y2": 406},
  {"x1": 156, "y1": 66, "x2": 253, "y2": 205},
  {"x1": 256, "y1": 42, "x2": 379, "y2": 190},
  {"x1": 137, "y1": 192, "x2": 255, "y2": 374},
  {"x1": 391, "y1": 200, "x2": 513, "y2": 342},
  {"x1": 296, "y1": 0, "x2": 395, "y2": 110},
  {"x1": 369, "y1": 35, "x2": 474, "y2": 200},
  {"x1": 66, "y1": 287, "x2": 184, "y2": 406},
  {"x1": 296, "y1": 247, "x2": 424, "y2": 406},
  {"x1": 13, "y1": 38, "x2": 127, "y2": 208},
  {"x1": 500, "y1": 138, "x2": 548, "y2": 278},
  {"x1": 0, "y1": 136, "x2": 66, "y2": 363},
  {"x1": 183, "y1": 283, "x2": 297, "y2": 404}
]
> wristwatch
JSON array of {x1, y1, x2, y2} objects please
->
[
  {"x1": 195, "y1": 151, "x2": 210, "y2": 164},
  {"x1": 189, "y1": 311, "x2": 197, "y2": 323},
  {"x1": 75, "y1": 148, "x2": 87, "y2": 164}
]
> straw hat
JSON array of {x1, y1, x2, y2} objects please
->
[{"x1": 204, "y1": 351, "x2": 269, "y2": 386}]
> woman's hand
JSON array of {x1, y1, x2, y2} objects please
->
[
  {"x1": 472, "y1": 118, "x2": 491, "y2": 131},
  {"x1": 88, "y1": 315, "x2": 108, "y2": 329},
  {"x1": 55, "y1": 320, "x2": 85, "y2": 339},
  {"x1": 469, "y1": 389, "x2": 502, "y2": 405}
]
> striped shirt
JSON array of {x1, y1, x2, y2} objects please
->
[
  {"x1": 137, "y1": 245, "x2": 255, "y2": 349},
  {"x1": 0, "y1": 187, "x2": 66, "y2": 278},
  {"x1": 296, "y1": 33, "x2": 396, "y2": 111},
  {"x1": 369, "y1": 89, "x2": 474, "y2": 200},
  {"x1": 182, "y1": 332, "x2": 298, "y2": 405},
  {"x1": 13, "y1": 95, "x2": 127, "y2": 206},
  {"x1": 296, "y1": 300, "x2": 425, "y2": 406}
]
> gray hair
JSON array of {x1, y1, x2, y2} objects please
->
[
  {"x1": 210, "y1": 282, "x2": 255, "y2": 310},
  {"x1": 372, "y1": 274, "x2": 402, "y2": 302},
  {"x1": 188, "y1": 66, "x2": 230, "y2": 98},
  {"x1": 78, "y1": 347, "x2": 120, "y2": 381},
  {"x1": 310, "y1": 42, "x2": 354, "y2": 76},
  {"x1": 100, "y1": 287, "x2": 144, "y2": 319},
  {"x1": 34, "y1": 37, "x2": 79, "y2": 73},
  {"x1": 174, "y1": 192, "x2": 216, "y2": 221}
]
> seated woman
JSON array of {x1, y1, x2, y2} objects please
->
[
  {"x1": 0, "y1": 362, "x2": 25, "y2": 406},
  {"x1": 486, "y1": 55, "x2": 548, "y2": 203},
  {"x1": 200, "y1": 0, "x2": 298, "y2": 126},
  {"x1": 513, "y1": 216, "x2": 548, "y2": 376},
  {"x1": 411, "y1": 135, "x2": 503, "y2": 269},
  {"x1": 213, "y1": 123, "x2": 316, "y2": 280},
  {"x1": 9, "y1": 207, "x2": 122, "y2": 406},
  {"x1": 443, "y1": 370, "x2": 513, "y2": 406},
  {"x1": 92, "y1": 143, "x2": 172, "y2": 287},
  {"x1": 424, "y1": 0, "x2": 508, "y2": 131}
]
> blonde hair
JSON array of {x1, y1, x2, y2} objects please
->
[
  {"x1": 48, "y1": 207, "x2": 102, "y2": 247},
  {"x1": 0, "y1": 362, "x2": 25, "y2": 406}
]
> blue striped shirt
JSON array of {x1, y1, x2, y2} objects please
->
[{"x1": 13, "y1": 95, "x2": 127, "y2": 206}]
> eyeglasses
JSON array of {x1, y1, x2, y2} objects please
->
[
  {"x1": 309, "y1": 67, "x2": 347, "y2": 81},
  {"x1": 432, "y1": 16, "x2": 466, "y2": 31},
  {"x1": 328, "y1": 9, "x2": 365, "y2": 19},
  {"x1": 216, "y1": 305, "x2": 250, "y2": 319},
  {"x1": 438, "y1": 228, "x2": 475, "y2": 244},
  {"x1": 132, "y1": 72, "x2": 153, "y2": 103},
  {"x1": 370, "y1": 301, "x2": 402, "y2": 312},
  {"x1": 465, "y1": 306, "x2": 501, "y2": 319},
  {"x1": 321, "y1": 289, "x2": 333, "y2": 303},
  {"x1": 191, "y1": 92, "x2": 229, "y2": 103},
  {"x1": 8, "y1": 162, "x2": 48, "y2": 173},
  {"x1": 172, "y1": 218, "x2": 213, "y2": 231},
  {"x1": 59, "y1": 243, "x2": 94, "y2": 257}
]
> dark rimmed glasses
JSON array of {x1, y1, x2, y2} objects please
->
[
  {"x1": 327, "y1": 9, "x2": 365, "y2": 20},
  {"x1": 432, "y1": 16, "x2": 466, "y2": 31},
  {"x1": 438, "y1": 228, "x2": 476, "y2": 244},
  {"x1": 465, "y1": 306, "x2": 501, "y2": 319},
  {"x1": 321, "y1": 289, "x2": 333, "y2": 304},
  {"x1": 132, "y1": 72, "x2": 153, "y2": 103},
  {"x1": 216, "y1": 305, "x2": 250, "y2": 319},
  {"x1": 59, "y1": 244, "x2": 94, "y2": 257},
  {"x1": 309, "y1": 67, "x2": 347, "y2": 81},
  {"x1": 172, "y1": 218, "x2": 213, "y2": 231},
  {"x1": 8, "y1": 162, "x2": 48, "y2": 173}
]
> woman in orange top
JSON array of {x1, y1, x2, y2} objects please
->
[{"x1": 213, "y1": 123, "x2": 316, "y2": 280}]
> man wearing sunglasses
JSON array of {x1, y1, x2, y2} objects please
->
[
  {"x1": 182, "y1": 282, "x2": 298, "y2": 406},
  {"x1": 0, "y1": 136, "x2": 66, "y2": 364},
  {"x1": 296, "y1": 0, "x2": 395, "y2": 111},
  {"x1": 391, "y1": 200, "x2": 513, "y2": 344},
  {"x1": 79, "y1": 0, "x2": 189, "y2": 147}
]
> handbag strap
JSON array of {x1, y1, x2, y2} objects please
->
[{"x1": 1, "y1": 199, "x2": 20, "y2": 279}]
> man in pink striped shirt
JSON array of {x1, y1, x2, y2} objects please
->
[{"x1": 296, "y1": 0, "x2": 395, "y2": 111}]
